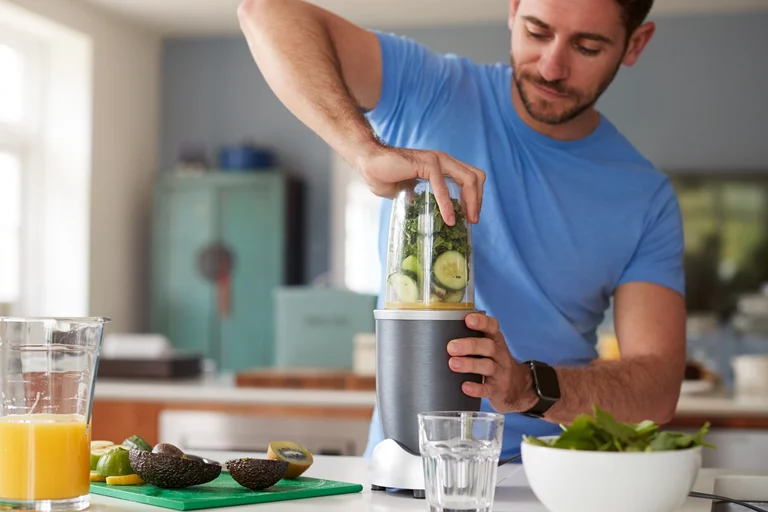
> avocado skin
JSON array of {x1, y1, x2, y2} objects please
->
[
  {"x1": 226, "y1": 458, "x2": 289, "y2": 490},
  {"x1": 123, "y1": 434, "x2": 152, "y2": 452},
  {"x1": 129, "y1": 450, "x2": 221, "y2": 489}
]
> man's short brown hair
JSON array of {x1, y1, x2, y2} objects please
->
[{"x1": 617, "y1": 0, "x2": 654, "y2": 35}]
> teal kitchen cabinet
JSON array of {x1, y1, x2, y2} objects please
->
[{"x1": 150, "y1": 171, "x2": 303, "y2": 372}]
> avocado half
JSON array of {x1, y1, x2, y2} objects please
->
[
  {"x1": 129, "y1": 449, "x2": 221, "y2": 489},
  {"x1": 226, "y1": 458, "x2": 289, "y2": 490}
]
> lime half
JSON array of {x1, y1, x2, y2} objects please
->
[
  {"x1": 95, "y1": 446, "x2": 134, "y2": 477},
  {"x1": 91, "y1": 443, "x2": 118, "y2": 470}
]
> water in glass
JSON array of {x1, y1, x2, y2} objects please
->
[{"x1": 419, "y1": 411, "x2": 504, "y2": 512}]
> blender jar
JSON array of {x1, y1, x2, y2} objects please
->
[{"x1": 384, "y1": 178, "x2": 474, "y2": 310}]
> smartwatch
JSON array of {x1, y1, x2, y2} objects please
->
[{"x1": 521, "y1": 360, "x2": 561, "y2": 418}]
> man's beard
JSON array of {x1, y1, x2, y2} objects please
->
[{"x1": 511, "y1": 54, "x2": 621, "y2": 126}]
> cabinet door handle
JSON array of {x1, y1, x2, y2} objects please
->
[{"x1": 197, "y1": 243, "x2": 235, "y2": 318}]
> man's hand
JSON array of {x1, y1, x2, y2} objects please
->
[
  {"x1": 357, "y1": 144, "x2": 486, "y2": 225},
  {"x1": 446, "y1": 313, "x2": 536, "y2": 413}
]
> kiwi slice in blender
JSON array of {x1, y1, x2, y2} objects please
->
[{"x1": 266, "y1": 441, "x2": 313, "y2": 479}]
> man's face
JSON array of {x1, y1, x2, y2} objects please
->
[{"x1": 509, "y1": 0, "x2": 648, "y2": 125}]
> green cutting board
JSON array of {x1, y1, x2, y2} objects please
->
[{"x1": 90, "y1": 473, "x2": 363, "y2": 510}]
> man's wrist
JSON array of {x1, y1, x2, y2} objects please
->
[
  {"x1": 514, "y1": 362, "x2": 540, "y2": 412},
  {"x1": 343, "y1": 125, "x2": 383, "y2": 171}
]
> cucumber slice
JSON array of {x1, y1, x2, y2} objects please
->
[
  {"x1": 444, "y1": 289, "x2": 466, "y2": 303},
  {"x1": 433, "y1": 251, "x2": 468, "y2": 291},
  {"x1": 401, "y1": 255, "x2": 422, "y2": 279},
  {"x1": 388, "y1": 273, "x2": 419, "y2": 303}
]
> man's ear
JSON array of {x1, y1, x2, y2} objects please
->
[
  {"x1": 509, "y1": 0, "x2": 520, "y2": 31},
  {"x1": 622, "y1": 21, "x2": 655, "y2": 66}
]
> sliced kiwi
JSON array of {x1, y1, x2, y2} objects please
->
[
  {"x1": 226, "y1": 458, "x2": 288, "y2": 490},
  {"x1": 266, "y1": 441, "x2": 313, "y2": 479}
]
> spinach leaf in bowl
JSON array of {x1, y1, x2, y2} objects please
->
[{"x1": 523, "y1": 405, "x2": 713, "y2": 452}]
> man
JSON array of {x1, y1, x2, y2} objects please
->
[{"x1": 238, "y1": 0, "x2": 687, "y2": 460}]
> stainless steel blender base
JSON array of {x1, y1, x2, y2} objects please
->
[{"x1": 369, "y1": 439, "x2": 426, "y2": 499}]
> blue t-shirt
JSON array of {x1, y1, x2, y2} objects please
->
[{"x1": 362, "y1": 32, "x2": 685, "y2": 460}]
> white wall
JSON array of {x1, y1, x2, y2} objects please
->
[{"x1": 5, "y1": 0, "x2": 161, "y2": 333}]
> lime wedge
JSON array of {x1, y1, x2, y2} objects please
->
[{"x1": 106, "y1": 474, "x2": 144, "y2": 485}]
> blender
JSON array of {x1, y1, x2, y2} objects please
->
[{"x1": 369, "y1": 177, "x2": 484, "y2": 498}]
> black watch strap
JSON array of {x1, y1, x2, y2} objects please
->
[{"x1": 521, "y1": 360, "x2": 561, "y2": 418}]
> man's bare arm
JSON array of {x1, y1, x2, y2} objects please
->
[
  {"x1": 449, "y1": 282, "x2": 687, "y2": 425},
  {"x1": 539, "y1": 282, "x2": 686, "y2": 424},
  {"x1": 237, "y1": 0, "x2": 487, "y2": 224},
  {"x1": 237, "y1": 0, "x2": 381, "y2": 165}
]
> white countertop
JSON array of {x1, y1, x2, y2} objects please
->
[
  {"x1": 87, "y1": 450, "x2": 768, "y2": 512},
  {"x1": 93, "y1": 375, "x2": 768, "y2": 417}
]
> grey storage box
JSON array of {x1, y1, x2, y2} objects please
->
[{"x1": 274, "y1": 286, "x2": 377, "y2": 369}]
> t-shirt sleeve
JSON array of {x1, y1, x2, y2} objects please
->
[
  {"x1": 617, "y1": 181, "x2": 686, "y2": 296},
  {"x1": 365, "y1": 31, "x2": 459, "y2": 143}
]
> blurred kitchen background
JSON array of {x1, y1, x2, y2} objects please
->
[{"x1": 1, "y1": 0, "x2": 768, "y2": 469}]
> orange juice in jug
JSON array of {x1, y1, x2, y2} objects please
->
[{"x1": 0, "y1": 413, "x2": 90, "y2": 501}]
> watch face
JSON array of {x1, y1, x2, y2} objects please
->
[{"x1": 533, "y1": 363, "x2": 561, "y2": 401}]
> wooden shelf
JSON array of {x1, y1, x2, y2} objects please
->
[{"x1": 234, "y1": 369, "x2": 375, "y2": 391}]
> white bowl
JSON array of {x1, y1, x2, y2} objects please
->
[{"x1": 521, "y1": 436, "x2": 702, "y2": 512}]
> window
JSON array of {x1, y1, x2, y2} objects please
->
[
  {"x1": 344, "y1": 179, "x2": 382, "y2": 294},
  {"x1": 0, "y1": 44, "x2": 25, "y2": 123},
  {"x1": 0, "y1": 33, "x2": 35, "y2": 309},
  {"x1": 330, "y1": 151, "x2": 382, "y2": 296},
  {"x1": 0, "y1": 150, "x2": 21, "y2": 303},
  {"x1": 671, "y1": 173, "x2": 768, "y2": 315},
  {"x1": 0, "y1": 25, "x2": 41, "y2": 312},
  {"x1": 0, "y1": 6, "x2": 92, "y2": 318}
]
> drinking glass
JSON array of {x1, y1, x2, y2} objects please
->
[
  {"x1": 418, "y1": 411, "x2": 504, "y2": 512},
  {"x1": 0, "y1": 317, "x2": 108, "y2": 511}
]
